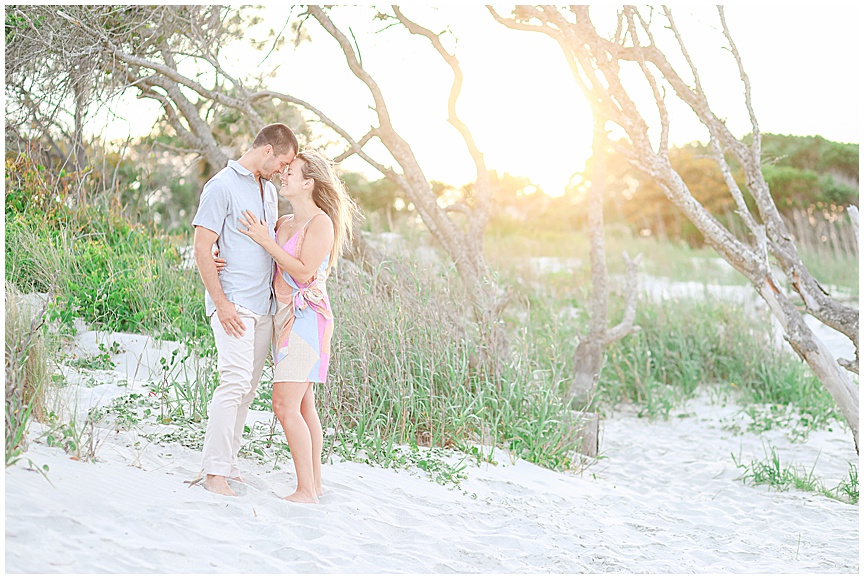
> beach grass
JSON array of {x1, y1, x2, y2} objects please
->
[
  {"x1": 732, "y1": 444, "x2": 859, "y2": 504},
  {"x1": 324, "y1": 258, "x2": 585, "y2": 472},
  {"x1": 5, "y1": 155, "x2": 854, "y2": 481},
  {"x1": 4, "y1": 284, "x2": 51, "y2": 466}
]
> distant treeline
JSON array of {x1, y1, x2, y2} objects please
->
[
  {"x1": 456, "y1": 133, "x2": 858, "y2": 246},
  {"x1": 11, "y1": 131, "x2": 855, "y2": 245},
  {"x1": 338, "y1": 133, "x2": 858, "y2": 245}
]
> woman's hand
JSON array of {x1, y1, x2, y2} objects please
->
[
  {"x1": 238, "y1": 210, "x2": 271, "y2": 246},
  {"x1": 213, "y1": 247, "x2": 227, "y2": 273}
]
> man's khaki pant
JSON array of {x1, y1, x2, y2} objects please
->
[{"x1": 201, "y1": 304, "x2": 273, "y2": 477}]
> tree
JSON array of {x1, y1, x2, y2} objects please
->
[
  {"x1": 569, "y1": 112, "x2": 641, "y2": 410},
  {"x1": 341, "y1": 172, "x2": 402, "y2": 231},
  {"x1": 5, "y1": 6, "x2": 306, "y2": 207},
  {"x1": 289, "y1": 6, "x2": 510, "y2": 360},
  {"x1": 492, "y1": 6, "x2": 859, "y2": 450},
  {"x1": 5, "y1": 5, "x2": 511, "y2": 363}
]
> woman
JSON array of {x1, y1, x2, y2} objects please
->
[{"x1": 238, "y1": 149, "x2": 357, "y2": 503}]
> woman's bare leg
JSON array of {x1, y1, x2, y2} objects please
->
[
  {"x1": 272, "y1": 381, "x2": 318, "y2": 504},
  {"x1": 300, "y1": 384, "x2": 324, "y2": 496}
]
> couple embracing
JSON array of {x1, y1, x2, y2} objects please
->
[{"x1": 191, "y1": 123, "x2": 356, "y2": 503}]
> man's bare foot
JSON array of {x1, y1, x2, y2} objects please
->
[
  {"x1": 202, "y1": 475, "x2": 236, "y2": 497},
  {"x1": 283, "y1": 490, "x2": 319, "y2": 504}
]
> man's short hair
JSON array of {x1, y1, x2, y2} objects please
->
[{"x1": 252, "y1": 123, "x2": 298, "y2": 156}]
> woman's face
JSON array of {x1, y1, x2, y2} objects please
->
[{"x1": 279, "y1": 158, "x2": 308, "y2": 199}]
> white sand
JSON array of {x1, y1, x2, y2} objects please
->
[{"x1": 5, "y1": 329, "x2": 859, "y2": 573}]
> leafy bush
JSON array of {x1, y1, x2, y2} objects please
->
[{"x1": 5, "y1": 153, "x2": 210, "y2": 341}]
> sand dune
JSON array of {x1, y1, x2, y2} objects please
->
[{"x1": 5, "y1": 330, "x2": 859, "y2": 573}]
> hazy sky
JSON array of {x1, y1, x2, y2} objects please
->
[{"x1": 103, "y1": 3, "x2": 860, "y2": 196}]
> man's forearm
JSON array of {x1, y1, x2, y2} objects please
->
[{"x1": 194, "y1": 243, "x2": 229, "y2": 308}]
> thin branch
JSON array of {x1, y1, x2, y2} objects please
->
[
  {"x1": 662, "y1": 7, "x2": 706, "y2": 100},
  {"x1": 348, "y1": 26, "x2": 363, "y2": 68},
  {"x1": 392, "y1": 5, "x2": 491, "y2": 239},
  {"x1": 258, "y1": 14, "x2": 292, "y2": 67},
  {"x1": 486, "y1": 6, "x2": 558, "y2": 35},
  {"x1": 306, "y1": 6, "x2": 393, "y2": 129},
  {"x1": 718, "y1": 6, "x2": 760, "y2": 159},
  {"x1": 333, "y1": 129, "x2": 376, "y2": 163},
  {"x1": 443, "y1": 203, "x2": 471, "y2": 215},
  {"x1": 626, "y1": 7, "x2": 669, "y2": 157},
  {"x1": 604, "y1": 251, "x2": 643, "y2": 344},
  {"x1": 249, "y1": 89, "x2": 391, "y2": 177},
  {"x1": 708, "y1": 135, "x2": 761, "y2": 236}
]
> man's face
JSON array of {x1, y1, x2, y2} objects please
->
[{"x1": 261, "y1": 146, "x2": 296, "y2": 179}]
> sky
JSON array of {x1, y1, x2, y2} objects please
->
[{"x1": 100, "y1": 3, "x2": 861, "y2": 197}]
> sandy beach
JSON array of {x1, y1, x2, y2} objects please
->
[
  {"x1": 6, "y1": 3, "x2": 858, "y2": 572},
  {"x1": 5, "y1": 325, "x2": 859, "y2": 573}
]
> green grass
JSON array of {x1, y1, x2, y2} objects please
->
[
  {"x1": 5, "y1": 154, "x2": 211, "y2": 343},
  {"x1": 324, "y1": 258, "x2": 586, "y2": 472},
  {"x1": 5, "y1": 284, "x2": 51, "y2": 467},
  {"x1": 485, "y1": 222, "x2": 846, "y2": 437},
  {"x1": 5, "y1": 154, "x2": 854, "y2": 483},
  {"x1": 496, "y1": 254, "x2": 838, "y2": 430},
  {"x1": 732, "y1": 444, "x2": 859, "y2": 504},
  {"x1": 597, "y1": 299, "x2": 837, "y2": 425}
]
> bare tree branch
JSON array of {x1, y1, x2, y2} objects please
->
[
  {"x1": 391, "y1": 6, "x2": 492, "y2": 251},
  {"x1": 494, "y1": 4, "x2": 859, "y2": 449},
  {"x1": 718, "y1": 6, "x2": 760, "y2": 159}
]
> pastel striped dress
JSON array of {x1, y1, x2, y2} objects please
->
[{"x1": 272, "y1": 215, "x2": 333, "y2": 383}]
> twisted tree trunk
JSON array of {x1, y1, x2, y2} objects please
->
[
  {"x1": 492, "y1": 5, "x2": 859, "y2": 450},
  {"x1": 570, "y1": 112, "x2": 641, "y2": 408}
]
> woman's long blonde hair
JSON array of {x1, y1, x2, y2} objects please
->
[{"x1": 297, "y1": 149, "x2": 359, "y2": 273}]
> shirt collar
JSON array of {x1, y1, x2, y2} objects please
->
[{"x1": 227, "y1": 159, "x2": 255, "y2": 178}]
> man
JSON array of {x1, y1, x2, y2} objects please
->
[{"x1": 191, "y1": 123, "x2": 298, "y2": 496}]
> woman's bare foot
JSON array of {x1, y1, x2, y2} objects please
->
[
  {"x1": 202, "y1": 475, "x2": 236, "y2": 496},
  {"x1": 283, "y1": 490, "x2": 319, "y2": 504}
]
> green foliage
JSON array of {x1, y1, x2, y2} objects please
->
[
  {"x1": 336, "y1": 435, "x2": 469, "y2": 487},
  {"x1": 5, "y1": 284, "x2": 51, "y2": 467},
  {"x1": 66, "y1": 341, "x2": 121, "y2": 371},
  {"x1": 40, "y1": 412, "x2": 103, "y2": 462},
  {"x1": 150, "y1": 347, "x2": 218, "y2": 423},
  {"x1": 837, "y1": 463, "x2": 859, "y2": 504},
  {"x1": 5, "y1": 153, "x2": 211, "y2": 342},
  {"x1": 534, "y1": 133, "x2": 860, "y2": 247},
  {"x1": 759, "y1": 133, "x2": 859, "y2": 179},
  {"x1": 597, "y1": 299, "x2": 836, "y2": 428},
  {"x1": 88, "y1": 392, "x2": 158, "y2": 430},
  {"x1": 760, "y1": 164, "x2": 845, "y2": 210},
  {"x1": 732, "y1": 444, "x2": 859, "y2": 504},
  {"x1": 325, "y1": 258, "x2": 585, "y2": 472}
]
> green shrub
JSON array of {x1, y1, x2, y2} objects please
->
[{"x1": 5, "y1": 154, "x2": 210, "y2": 342}]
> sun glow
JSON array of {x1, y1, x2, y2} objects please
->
[{"x1": 96, "y1": 5, "x2": 857, "y2": 201}]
